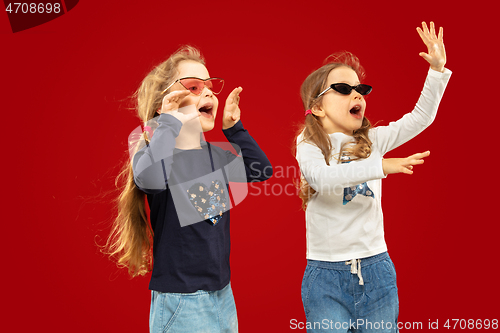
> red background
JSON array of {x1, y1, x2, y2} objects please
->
[{"x1": 2, "y1": 1, "x2": 498, "y2": 331}]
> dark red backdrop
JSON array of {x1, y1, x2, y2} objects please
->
[{"x1": 2, "y1": 1, "x2": 498, "y2": 331}]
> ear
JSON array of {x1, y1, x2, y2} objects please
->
[{"x1": 311, "y1": 105, "x2": 325, "y2": 118}]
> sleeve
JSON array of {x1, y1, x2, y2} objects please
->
[
  {"x1": 370, "y1": 68, "x2": 452, "y2": 155},
  {"x1": 132, "y1": 112, "x2": 182, "y2": 194},
  {"x1": 222, "y1": 120, "x2": 273, "y2": 182},
  {"x1": 296, "y1": 136, "x2": 385, "y2": 194}
]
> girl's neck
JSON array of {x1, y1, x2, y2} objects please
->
[
  {"x1": 175, "y1": 130, "x2": 205, "y2": 150},
  {"x1": 320, "y1": 119, "x2": 354, "y2": 136}
]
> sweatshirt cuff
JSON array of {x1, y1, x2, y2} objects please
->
[
  {"x1": 222, "y1": 120, "x2": 245, "y2": 139},
  {"x1": 158, "y1": 113, "x2": 183, "y2": 135},
  {"x1": 377, "y1": 158, "x2": 387, "y2": 179},
  {"x1": 428, "y1": 67, "x2": 452, "y2": 77}
]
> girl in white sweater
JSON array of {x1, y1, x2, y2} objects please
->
[{"x1": 295, "y1": 22, "x2": 451, "y2": 332}]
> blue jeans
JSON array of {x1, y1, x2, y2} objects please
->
[
  {"x1": 149, "y1": 283, "x2": 238, "y2": 333},
  {"x1": 301, "y1": 252, "x2": 399, "y2": 333}
]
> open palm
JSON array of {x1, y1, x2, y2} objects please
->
[{"x1": 417, "y1": 21, "x2": 446, "y2": 73}]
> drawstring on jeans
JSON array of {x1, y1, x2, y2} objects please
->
[{"x1": 346, "y1": 259, "x2": 364, "y2": 285}]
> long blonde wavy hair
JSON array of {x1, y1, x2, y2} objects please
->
[
  {"x1": 296, "y1": 52, "x2": 373, "y2": 210},
  {"x1": 104, "y1": 46, "x2": 206, "y2": 277}
]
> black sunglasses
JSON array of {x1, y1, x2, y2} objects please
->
[{"x1": 317, "y1": 83, "x2": 372, "y2": 98}]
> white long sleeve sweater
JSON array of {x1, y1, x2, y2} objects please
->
[{"x1": 296, "y1": 68, "x2": 452, "y2": 262}]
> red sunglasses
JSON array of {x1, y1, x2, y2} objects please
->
[{"x1": 161, "y1": 77, "x2": 224, "y2": 96}]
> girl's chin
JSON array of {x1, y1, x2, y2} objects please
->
[{"x1": 201, "y1": 119, "x2": 215, "y2": 132}]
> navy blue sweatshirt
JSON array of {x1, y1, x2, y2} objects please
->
[{"x1": 133, "y1": 113, "x2": 272, "y2": 293}]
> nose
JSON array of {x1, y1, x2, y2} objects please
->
[
  {"x1": 352, "y1": 90, "x2": 363, "y2": 99},
  {"x1": 202, "y1": 86, "x2": 214, "y2": 97}
]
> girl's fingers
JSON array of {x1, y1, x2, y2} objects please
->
[
  {"x1": 430, "y1": 21, "x2": 436, "y2": 38},
  {"x1": 407, "y1": 151, "x2": 430, "y2": 165},
  {"x1": 438, "y1": 26, "x2": 444, "y2": 41},
  {"x1": 408, "y1": 151, "x2": 430, "y2": 159},
  {"x1": 164, "y1": 90, "x2": 189, "y2": 100},
  {"x1": 416, "y1": 27, "x2": 428, "y2": 44},
  {"x1": 186, "y1": 111, "x2": 201, "y2": 121},
  {"x1": 227, "y1": 88, "x2": 237, "y2": 101},
  {"x1": 162, "y1": 94, "x2": 169, "y2": 105},
  {"x1": 422, "y1": 22, "x2": 430, "y2": 35},
  {"x1": 225, "y1": 87, "x2": 243, "y2": 108},
  {"x1": 418, "y1": 22, "x2": 442, "y2": 47},
  {"x1": 401, "y1": 166, "x2": 413, "y2": 175},
  {"x1": 232, "y1": 87, "x2": 243, "y2": 98},
  {"x1": 227, "y1": 87, "x2": 242, "y2": 103},
  {"x1": 171, "y1": 106, "x2": 200, "y2": 124},
  {"x1": 163, "y1": 90, "x2": 190, "y2": 104},
  {"x1": 161, "y1": 90, "x2": 193, "y2": 113},
  {"x1": 419, "y1": 52, "x2": 432, "y2": 62}
]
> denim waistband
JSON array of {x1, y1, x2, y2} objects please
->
[
  {"x1": 154, "y1": 282, "x2": 231, "y2": 297},
  {"x1": 307, "y1": 251, "x2": 389, "y2": 271}
]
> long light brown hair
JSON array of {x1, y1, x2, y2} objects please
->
[
  {"x1": 296, "y1": 51, "x2": 372, "y2": 210},
  {"x1": 104, "y1": 46, "x2": 205, "y2": 277}
]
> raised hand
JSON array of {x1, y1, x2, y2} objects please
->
[
  {"x1": 159, "y1": 90, "x2": 200, "y2": 124},
  {"x1": 417, "y1": 22, "x2": 446, "y2": 73},
  {"x1": 223, "y1": 87, "x2": 243, "y2": 130},
  {"x1": 382, "y1": 151, "x2": 430, "y2": 175}
]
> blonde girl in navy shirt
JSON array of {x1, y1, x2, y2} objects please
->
[
  {"x1": 105, "y1": 46, "x2": 272, "y2": 333},
  {"x1": 295, "y1": 22, "x2": 450, "y2": 332}
]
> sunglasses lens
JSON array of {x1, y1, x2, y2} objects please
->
[
  {"x1": 179, "y1": 78, "x2": 224, "y2": 95},
  {"x1": 208, "y1": 78, "x2": 224, "y2": 94},
  {"x1": 332, "y1": 83, "x2": 352, "y2": 95},
  {"x1": 356, "y1": 84, "x2": 372, "y2": 96},
  {"x1": 179, "y1": 78, "x2": 204, "y2": 95}
]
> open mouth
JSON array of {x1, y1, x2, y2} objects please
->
[
  {"x1": 349, "y1": 105, "x2": 363, "y2": 119},
  {"x1": 199, "y1": 103, "x2": 214, "y2": 118}
]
